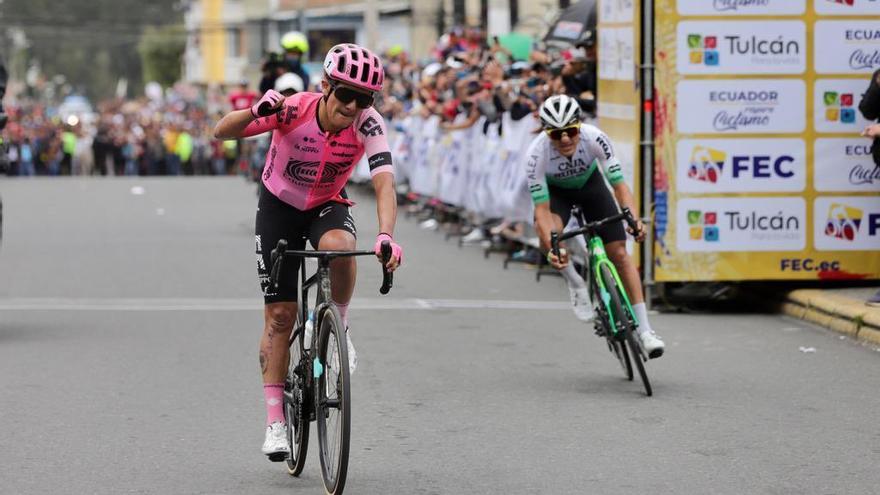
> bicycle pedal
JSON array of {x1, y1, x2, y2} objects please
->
[{"x1": 267, "y1": 452, "x2": 288, "y2": 463}]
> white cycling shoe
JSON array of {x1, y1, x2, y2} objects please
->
[
  {"x1": 568, "y1": 287, "x2": 594, "y2": 322},
  {"x1": 345, "y1": 328, "x2": 357, "y2": 374},
  {"x1": 327, "y1": 328, "x2": 358, "y2": 375},
  {"x1": 261, "y1": 422, "x2": 289, "y2": 461},
  {"x1": 638, "y1": 330, "x2": 665, "y2": 359},
  {"x1": 306, "y1": 323, "x2": 358, "y2": 374}
]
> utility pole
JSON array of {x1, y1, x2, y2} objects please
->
[
  {"x1": 364, "y1": 0, "x2": 379, "y2": 50},
  {"x1": 298, "y1": 0, "x2": 308, "y2": 38}
]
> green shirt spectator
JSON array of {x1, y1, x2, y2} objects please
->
[
  {"x1": 62, "y1": 131, "x2": 77, "y2": 155},
  {"x1": 175, "y1": 131, "x2": 193, "y2": 163}
]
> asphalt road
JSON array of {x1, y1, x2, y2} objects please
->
[{"x1": 1, "y1": 178, "x2": 878, "y2": 495}]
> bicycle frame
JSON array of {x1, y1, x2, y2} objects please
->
[
  {"x1": 568, "y1": 207, "x2": 639, "y2": 337},
  {"x1": 268, "y1": 240, "x2": 393, "y2": 371},
  {"x1": 296, "y1": 257, "x2": 334, "y2": 351}
]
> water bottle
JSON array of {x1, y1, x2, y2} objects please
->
[{"x1": 303, "y1": 310, "x2": 314, "y2": 349}]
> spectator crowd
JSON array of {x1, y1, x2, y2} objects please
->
[
  {"x1": 1, "y1": 25, "x2": 597, "y2": 179},
  {"x1": 1, "y1": 85, "x2": 248, "y2": 177},
  {"x1": 374, "y1": 27, "x2": 597, "y2": 132}
]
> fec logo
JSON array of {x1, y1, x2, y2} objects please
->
[
  {"x1": 687, "y1": 210, "x2": 720, "y2": 242},
  {"x1": 824, "y1": 203, "x2": 862, "y2": 241},
  {"x1": 687, "y1": 146, "x2": 725, "y2": 183},
  {"x1": 688, "y1": 34, "x2": 720, "y2": 66},
  {"x1": 823, "y1": 91, "x2": 857, "y2": 124}
]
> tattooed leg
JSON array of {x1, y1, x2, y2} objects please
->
[
  {"x1": 261, "y1": 302, "x2": 296, "y2": 383},
  {"x1": 259, "y1": 349, "x2": 268, "y2": 374}
]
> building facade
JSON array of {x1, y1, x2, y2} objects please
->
[{"x1": 182, "y1": 0, "x2": 569, "y2": 85}]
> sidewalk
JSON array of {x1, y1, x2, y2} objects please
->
[{"x1": 780, "y1": 286, "x2": 880, "y2": 346}]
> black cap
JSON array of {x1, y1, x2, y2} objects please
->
[{"x1": 575, "y1": 30, "x2": 595, "y2": 49}]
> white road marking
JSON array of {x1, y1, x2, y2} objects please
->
[{"x1": 0, "y1": 297, "x2": 570, "y2": 312}]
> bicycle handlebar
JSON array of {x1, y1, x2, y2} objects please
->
[
  {"x1": 270, "y1": 239, "x2": 288, "y2": 289},
  {"x1": 379, "y1": 241, "x2": 393, "y2": 295},
  {"x1": 550, "y1": 207, "x2": 639, "y2": 261},
  {"x1": 268, "y1": 238, "x2": 393, "y2": 295}
]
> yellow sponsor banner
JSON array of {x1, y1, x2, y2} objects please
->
[
  {"x1": 653, "y1": 0, "x2": 880, "y2": 281},
  {"x1": 598, "y1": 0, "x2": 642, "y2": 265}
]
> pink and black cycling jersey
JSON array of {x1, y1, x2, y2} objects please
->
[{"x1": 242, "y1": 91, "x2": 393, "y2": 210}]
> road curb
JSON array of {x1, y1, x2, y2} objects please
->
[{"x1": 780, "y1": 289, "x2": 880, "y2": 345}]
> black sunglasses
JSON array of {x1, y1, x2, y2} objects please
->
[
  {"x1": 545, "y1": 124, "x2": 580, "y2": 141},
  {"x1": 328, "y1": 81, "x2": 375, "y2": 109}
]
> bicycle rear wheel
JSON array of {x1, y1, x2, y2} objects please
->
[
  {"x1": 315, "y1": 304, "x2": 351, "y2": 495},
  {"x1": 284, "y1": 327, "x2": 310, "y2": 476},
  {"x1": 600, "y1": 264, "x2": 652, "y2": 396}
]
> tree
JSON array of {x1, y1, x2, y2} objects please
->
[
  {"x1": 0, "y1": 0, "x2": 183, "y2": 99},
  {"x1": 138, "y1": 25, "x2": 185, "y2": 89}
]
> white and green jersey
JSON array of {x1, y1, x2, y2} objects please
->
[{"x1": 524, "y1": 123, "x2": 625, "y2": 204}]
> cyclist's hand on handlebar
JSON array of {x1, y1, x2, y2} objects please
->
[
  {"x1": 374, "y1": 233, "x2": 403, "y2": 271},
  {"x1": 547, "y1": 247, "x2": 569, "y2": 270},
  {"x1": 627, "y1": 219, "x2": 647, "y2": 243},
  {"x1": 250, "y1": 90, "x2": 285, "y2": 118}
]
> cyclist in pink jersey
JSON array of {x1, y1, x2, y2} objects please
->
[{"x1": 214, "y1": 43, "x2": 403, "y2": 460}]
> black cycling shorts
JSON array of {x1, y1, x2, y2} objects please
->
[
  {"x1": 255, "y1": 182, "x2": 357, "y2": 304},
  {"x1": 548, "y1": 171, "x2": 627, "y2": 244}
]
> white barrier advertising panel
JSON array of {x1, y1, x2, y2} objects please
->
[
  {"x1": 599, "y1": 27, "x2": 635, "y2": 81},
  {"x1": 677, "y1": 0, "x2": 805, "y2": 16},
  {"x1": 676, "y1": 139, "x2": 806, "y2": 193},
  {"x1": 814, "y1": 196, "x2": 880, "y2": 251},
  {"x1": 600, "y1": 0, "x2": 634, "y2": 23},
  {"x1": 676, "y1": 79, "x2": 806, "y2": 134},
  {"x1": 677, "y1": 21, "x2": 806, "y2": 75},
  {"x1": 815, "y1": 21, "x2": 880, "y2": 74},
  {"x1": 814, "y1": 139, "x2": 880, "y2": 192},
  {"x1": 814, "y1": 0, "x2": 880, "y2": 16},
  {"x1": 676, "y1": 197, "x2": 807, "y2": 252},
  {"x1": 814, "y1": 79, "x2": 873, "y2": 133}
]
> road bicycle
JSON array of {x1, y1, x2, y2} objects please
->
[
  {"x1": 551, "y1": 206, "x2": 652, "y2": 396},
  {"x1": 268, "y1": 239, "x2": 393, "y2": 494}
]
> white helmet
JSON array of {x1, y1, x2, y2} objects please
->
[
  {"x1": 274, "y1": 72, "x2": 305, "y2": 94},
  {"x1": 539, "y1": 94, "x2": 581, "y2": 129}
]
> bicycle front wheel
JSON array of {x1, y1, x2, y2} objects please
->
[
  {"x1": 600, "y1": 264, "x2": 652, "y2": 397},
  {"x1": 284, "y1": 326, "x2": 310, "y2": 476},
  {"x1": 315, "y1": 304, "x2": 351, "y2": 494},
  {"x1": 586, "y1": 264, "x2": 633, "y2": 381},
  {"x1": 610, "y1": 335, "x2": 633, "y2": 381}
]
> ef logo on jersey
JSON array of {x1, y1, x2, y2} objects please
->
[{"x1": 359, "y1": 116, "x2": 383, "y2": 137}]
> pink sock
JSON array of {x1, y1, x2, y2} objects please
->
[
  {"x1": 264, "y1": 383, "x2": 285, "y2": 426},
  {"x1": 335, "y1": 301, "x2": 350, "y2": 328}
]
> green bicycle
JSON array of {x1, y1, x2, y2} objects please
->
[{"x1": 551, "y1": 206, "x2": 652, "y2": 396}]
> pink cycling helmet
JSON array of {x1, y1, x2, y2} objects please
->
[{"x1": 322, "y1": 43, "x2": 385, "y2": 93}]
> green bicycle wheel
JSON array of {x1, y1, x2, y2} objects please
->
[
  {"x1": 600, "y1": 264, "x2": 652, "y2": 397},
  {"x1": 612, "y1": 333, "x2": 634, "y2": 381},
  {"x1": 585, "y1": 264, "x2": 633, "y2": 381}
]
